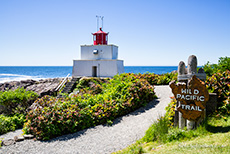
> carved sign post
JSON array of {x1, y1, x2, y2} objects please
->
[
  {"x1": 170, "y1": 75, "x2": 209, "y2": 121},
  {"x1": 170, "y1": 55, "x2": 208, "y2": 130}
]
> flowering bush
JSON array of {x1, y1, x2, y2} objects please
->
[
  {"x1": 206, "y1": 70, "x2": 230, "y2": 116},
  {"x1": 165, "y1": 97, "x2": 177, "y2": 127},
  {"x1": 133, "y1": 72, "x2": 177, "y2": 85},
  {"x1": 23, "y1": 73, "x2": 157, "y2": 140}
]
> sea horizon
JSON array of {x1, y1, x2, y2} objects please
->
[
  {"x1": 0, "y1": 65, "x2": 178, "y2": 67},
  {"x1": 0, "y1": 66, "x2": 178, "y2": 83}
]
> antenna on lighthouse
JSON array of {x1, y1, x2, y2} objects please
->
[
  {"x1": 96, "y1": 15, "x2": 104, "y2": 31},
  {"x1": 96, "y1": 15, "x2": 100, "y2": 31},
  {"x1": 101, "y1": 16, "x2": 104, "y2": 30}
]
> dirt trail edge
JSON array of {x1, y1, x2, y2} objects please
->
[{"x1": 0, "y1": 85, "x2": 173, "y2": 154}]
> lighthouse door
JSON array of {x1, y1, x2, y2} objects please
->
[{"x1": 92, "y1": 66, "x2": 97, "y2": 77}]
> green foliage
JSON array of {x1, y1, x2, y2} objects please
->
[
  {"x1": 166, "y1": 124, "x2": 208, "y2": 142},
  {"x1": 142, "y1": 116, "x2": 169, "y2": 143},
  {"x1": 118, "y1": 144, "x2": 144, "y2": 154},
  {"x1": 203, "y1": 62, "x2": 218, "y2": 77},
  {"x1": 166, "y1": 128, "x2": 186, "y2": 141},
  {"x1": 0, "y1": 88, "x2": 38, "y2": 115},
  {"x1": 165, "y1": 97, "x2": 177, "y2": 127},
  {"x1": 206, "y1": 70, "x2": 230, "y2": 116},
  {"x1": 155, "y1": 117, "x2": 204, "y2": 143},
  {"x1": 157, "y1": 73, "x2": 178, "y2": 85},
  {"x1": 0, "y1": 114, "x2": 25, "y2": 135},
  {"x1": 218, "y1": 56, "x2": 230, "y2": 71},
  {"x1": 133, "y1": 73, "x2": 159, "y2": 85},
  {"x1": 75, "y1": 77, "x2": 108, "y2": 95},
  {"x1": 133, "y1": 72, "x2": 177, "y2": 85},
  {"x1": 203, "y1": 57, "x2": 230, "y2": 119},
  {"x1": 142, "y1": 97, "x2": 211, "y2": 144},
  {"x1": 23, "y1": 73, "x2": 157, "y2": 140},
  {"x1": 203, "y1": 56, "x2": 230, "y2": 77}
]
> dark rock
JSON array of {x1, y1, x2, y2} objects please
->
[
  {"x1": 14, "y1": 135, "x2": 25, "y2": 142},
  {"x1": 0, "y1": 78, "x2": 63, "y2": 97},
  {"x1": 23, "y1": 134, "x2": 34, "y2": 139},
  {"x1": 198, "y1": 68, "x2": 205, "y2": 73},
  {"x1": 206, "y1": 93, "x2": 217, "y2": 115}
]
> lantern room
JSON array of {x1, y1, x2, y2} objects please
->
[{"x1": 92, "y1": 27, "x2": 108, "y2": 45}]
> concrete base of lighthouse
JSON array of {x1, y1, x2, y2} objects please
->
[{"x1": 72, "y1": 59, "x2": 124, "y2": 77}]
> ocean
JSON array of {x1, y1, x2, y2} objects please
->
[{"x1": 0, "y1": 66, "x2": 177, "y2": 83}]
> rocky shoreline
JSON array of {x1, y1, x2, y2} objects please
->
[{"x1": 0, "y1": 78, "x2": 66, "y2": 97}]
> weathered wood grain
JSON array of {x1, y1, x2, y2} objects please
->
[{"x1": 170, "y1": 75, "x2": 209, "y2": 121}]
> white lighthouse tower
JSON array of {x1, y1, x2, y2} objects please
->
[{"x1": 72, "y1": 18, "x2": 124, "y2": 77}]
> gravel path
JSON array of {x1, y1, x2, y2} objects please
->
[{"x1": 0, "y1": 85, "x2": 173, "y2": 154}]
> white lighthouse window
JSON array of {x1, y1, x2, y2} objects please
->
[
  {"x1": 93, "y1": 35, "x2": 96, "y2": 41},
  {"x1": 93, "y1": 49, "x2": 98, "y2": 54}
]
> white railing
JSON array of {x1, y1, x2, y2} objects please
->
[{"x1": 55, "y1": 73, "x2": 70, "y2": 92}]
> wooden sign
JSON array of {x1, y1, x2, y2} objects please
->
[{"x1": 170, "y1": 75, "x2": 209, "y2": 121}]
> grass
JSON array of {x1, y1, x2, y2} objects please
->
[
  {"x1": 146, "y1": 132, "x2": 230, "y2": 154},
  {"x1": 114, "y1": 115, "x2": 230, "y2": 154}
]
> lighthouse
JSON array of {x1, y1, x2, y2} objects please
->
[{"x1": 72, "y1": 18, "x2": 124, "y2": 77}]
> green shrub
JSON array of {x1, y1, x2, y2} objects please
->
[
  {"x1": 133, "y1": 73, "x2": 159, "y2": 85},
  {"x1": 166, "y1": 124, "x2": 208, "y2": 142},
  {"x1": 142, "y1": 116, "x2": 169, "y2": 143},
  {"x1": 0, "y1": 88, "x2": 38, "y2": 115},
  {"x1": 157, "y1": 73, "x2": 177, "y2": 85},
  {"x1": 23, "y1": 73, "x2": 157, "y2": 140},
  {"x1": 75, "y1": 77, "x2": 108, "y2": 95},
  {"x1": 0, "y1": 114, "x2": 25, "y2": 135},
  {"x1": 206, "y1": 70, "x2": 230, "y2": 115},
  {"x1": 133, "y1": 72, "x2": 177, "y2": 85},
  {"x1": 141, "y1": 115, "x2": 209, "y2": 144},
  {"x1": 202, "y1": 56, "x2": 230, "y2": 118},
  {"x1": 165, "y1": 97, "x2": 177, "y2": 127},
  {"x1": 166, "y1": 128, "x2": 186, "y2": 141},
  {"x1": 203, "y1": 56, "x2": 230, "y2": 77}
]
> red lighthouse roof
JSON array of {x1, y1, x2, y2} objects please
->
[
  {"x1": 92, "y1": 27, "x2": 108, "y2": 45},
  {"x1": 93, "y1": 28, "x2": 108, "y2": 35}
]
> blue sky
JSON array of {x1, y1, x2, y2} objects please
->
[{"x1": 0, "y1": 0, "x2": 229, "y2": 66}]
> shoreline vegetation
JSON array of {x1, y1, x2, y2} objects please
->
[
  {"x1": 0, "y1": 72, "x2": 176, "y2": 140},
  {"x1": 0, "y1": 56, "x2": 229, "y2": 153}
]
